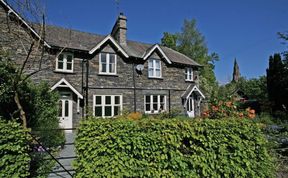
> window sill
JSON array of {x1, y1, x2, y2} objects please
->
[
  {"x1": 98, "y1": 73, "x2": 119, "y2": 77},
  {"x1": 185, "y1": 80, "x2": 195, "y2": 82},
  {"x1": 54, "y1": 70, "x2": 75, "y2": 74},
  {"x1": 148, "y1": 77, "x2": 163, "y2": 80}
]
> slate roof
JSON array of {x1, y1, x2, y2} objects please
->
[{"x1": 42, "y1": 25, "x2": 201, "y2": 66}]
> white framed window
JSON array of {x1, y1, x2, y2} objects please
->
[
  {"x1": 144, "y1": 95, "x2": 166, "y2": 114},
  {"x1": 56, "y1": 53, "x2": 74, "y2": 72},
  {"x1": 185, "y1": 68, "x2": 194, "y2": 81},
  {"x1": 99, "y1": 53, "x2": 117, "y2": 75},
  {"x1": 93, "y1": 95, "x2": 122, "y2": 117},
  {"x1": 148, "y1": 59, "x2": 161, "y2": 78}
]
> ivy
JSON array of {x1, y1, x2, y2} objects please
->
[
  {"x1": 0, "y1": 120, "x2": 31, "y2": 178},
  {"x1": 74, "y1": 118, "x2": 275, "y2": 177}
]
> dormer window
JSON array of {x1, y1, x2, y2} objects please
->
[
  {"x1": 56, "y1": 53, "x2": 74, "y2": 72},
  {"x1": 99, "y1": 53, "x2": 117, "y2": 75},
  {"x1": 185, "y1": 68, "x2": 194, "y2": 81},
  {"x1": 148, "y1": 58, "x2": 161, "y2": 78}
]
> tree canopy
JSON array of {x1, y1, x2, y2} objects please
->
[
  {"x1": 161, "y1": 19, "x2": 219, "y2": 97},
  {"x1": 266, "y1": 53, "x2": 288, "y2": 114}
]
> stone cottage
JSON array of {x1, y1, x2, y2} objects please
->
[{"x1": 0, "y1": 0, "x2": 205, "y2": 129}]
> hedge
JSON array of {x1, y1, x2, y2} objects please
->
[
  {"x1": 0, "y1": 120, "x2": 31, "y2": 178},
  {"x1": 74, "y1": 118, "x2": 275, "y2": 177}
]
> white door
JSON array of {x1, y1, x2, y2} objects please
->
[
  {"x1": 186, "y1": 96, "x2": 195, "y2": 117},
  {"x1": 59, "y1": 97, "x2": 73, "y2": 132}
]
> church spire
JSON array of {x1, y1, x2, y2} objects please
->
[{"x1": 232, "y1": 58, "x2": 240, "y2": 82}]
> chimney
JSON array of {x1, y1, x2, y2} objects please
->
[{"x1": 111, "y1": 13, "x2": 127, "y2": 45}]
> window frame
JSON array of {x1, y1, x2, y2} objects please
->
[
  {"x1": 93, "y1": 95, "x2": 122, "y2": 118},
  {"x1": 148, "y1": 58, "x2": 162, "y2": 78},
  {"x1": 55, "y1": 53, "x2": 74, "y2": 73},
  {"x1": 185, "y1": 67, "x2": 194, "y2": 81},
  {"x1": 144, "y1": 95, "x2": 166, "y2": 114},
  {"x1": 99, "y1": 53, "x2": 117, "y2": 75}
]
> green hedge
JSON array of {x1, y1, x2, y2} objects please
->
[
  {"x1": 74, "y1": 118, "x2": 275, "y2": 177},
  {"x1": 0, "y1": 120, "x2": 31, "y2": 178}
]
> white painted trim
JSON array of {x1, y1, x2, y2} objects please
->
[
  {"x1": 89, "y1": 35, "x2": 129, "y2": 58},
  {"x1": 148, "y1": 58, "x2": 162, "y2": 78},
  {"x1": 55, "y1": 52, "x2": 74, "y2": 73},
  {"x1": 185, "y1": 67, "x2": 194, "y2": 81},
  {"x1": 184, "y1": 85, "x2": 205, "y2": 99},
  {"x1": 142, "y1": 44, "x2": 172, "y2": 64},
  {"x1": 99, "y1": 53, "x2": 117, "y2": 75},
  {"x1": 51, "y1": 78, "x2": 83, "y2": 99},
  {"x1": 1, "y1": 0, "x2": 51, "y2": 48},
  {"x1": 93, "y1": 95, "x2": 122, "y2": 118},
  {"x1": 144, "y1": 95, "x2": 167, "y2": 114}
]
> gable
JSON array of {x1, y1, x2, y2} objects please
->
[
  {"x1": 142, "y1": 44, "x2": 172, "y2": 64},
  {"x1": 89, "y1": 35, "x2": 129, "y2": 58},
  {"x1": 0, "y1": 0, "x2": 50, "y2": 48}
]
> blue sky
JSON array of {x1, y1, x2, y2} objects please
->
[{"x1": 41, "y1": 0, "x2": 288, "y2": 84}]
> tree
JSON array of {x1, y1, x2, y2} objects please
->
[
  {"x1": 1, "y1": 0, "x2": 49, "y2": 128},
  {"x1": 161, "y1": 19, "x2": 219, "y2": 97},
  {"x1": 0, "y1": 58, "x2": 64, "y2": 147},
  {"x1": 266, "y1": 53, "x2": 288, "y2": 113}
]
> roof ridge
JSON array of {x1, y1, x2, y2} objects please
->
[{"x1": 44, "y1": 23, "x2": 106, "y2": 37}]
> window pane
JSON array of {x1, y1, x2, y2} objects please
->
[
  {"x1": 155, "y1": 60, "x2": 160, "y2": 68},
  {"x1": 67, "y1": 63, "x2": 72, "y2": 70},
  {"x1": 65, "y1": 100, "x2": 69, "y2": 117},
  {"x1": 101, "y1": 53, "x2": 106, "y2": 62},
  {"x1": 58, "y1": 61, "x2": 63, "y2": 69},
  {"x1": 114, "y1": 106, "x2": 120, "y2": 116},
  {"x1": 58, "y1": 54, "x2": 64, "y2": 61},
  {"x1": 148, "y1": 69, "x2": 153, "y2": 77},
  {"x1": 96, "y1": 96, "x2": 101, "y2": 105},
  {"x1": 148, "y1": 60, "x2": 153, "y2": 68},
  {"x1": 160, "y1": 95, "x2": 164, "y2": 103},
  {"x1": 109, "y1": 63, "x2": 115, "y2": 73},
  {"x1": 156, "y1": 70, "x2": 161, "y2": 77},
  {"x1": 95, "y1": 106, "x2": 102, "y2": 116},
  {"x1": 145, "y1": 96, "x2": 150, "y2": 103},
  {"x1": 153, "y1": 104, "x2": 158, "y2": 110},
  {"x1": 145, "y1": 104, "x2": 150, "y2": 111},
  {"x1": 160, "y1": 104, "x2": 164, "y2": 110},
  {"x1": 153, "y1": 96, "x2": 158, "y2": 102},
  {"x1": 58, "y1": 101, "x2": 62, "y2": 117},
  {"x1": 105, "y1": 96, "x2": 111, "y2": 104},
  {"x1": 115, "y1": 96, "x2": 120, "y2": 104},
  {"x1": 105, "y1": 106, "x2": 112, "y2": 116},
  {"x1": 101, "y1": 64, "x2": 106, "y2": 73},
  {"x1": 67, "y1": 55, "x2": 72, "y2": 62},
  {"x1": 110, "y1": 54, "x2": 115, "y2": 64}
]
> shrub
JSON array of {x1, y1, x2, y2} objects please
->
[
  {"x1": 0, "y1": 120, "x2": 31, "y2": 178},
  {"x1": 74, "y1": 118, "x2": 275, "y2": 177},
  {"x1": 203, "y1": 98, "x2": 256, "y2": 119}
]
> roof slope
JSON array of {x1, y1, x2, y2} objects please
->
[{"x1": 43, "y1": 25, "x2": 201, "y2": 66}]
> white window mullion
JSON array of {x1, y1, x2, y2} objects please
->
[{"x1": 106, "y1": 53, "x2": 109, "y2": 73}]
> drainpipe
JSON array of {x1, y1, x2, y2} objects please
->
[
  {"x1": 81, "y1": 59, "x2": 84, "y2": 118},
  {"x1": 132, "y1": 63, "x2": 136, "y2": 112},
  {"x1": 85, "y1": 59, "x2": 89, "y2": 116}
]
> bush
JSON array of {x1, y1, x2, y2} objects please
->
[
  {"x1": 0, "y1": 120, "x2": 31, "y2": 178},
  {"x1": 74, "y1": 117, "x2": 275, "y2": 177}
]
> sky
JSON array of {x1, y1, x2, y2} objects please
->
[{"x1": 40, "y1": 0, "x2": 288, "y2": 84}]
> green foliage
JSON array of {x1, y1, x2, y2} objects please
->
[
  {"x1": 0, "y1": 120, "x2": 31, "y2": 178},
  {"x1": 74, "y1": 118, "x2": 275, "y2": 177},
  {"x1": 161, "y1": 19, "x2": 219, "y2": 98},
  {"x1": 26, "y1": 82, "x2": 65, "y2": 147},
  {"x1": 0, "y1": 59, "x2": 64, "y2": 147},
  {"x1": 267, "y1": 53, "x2": 288, "y2": 114}
]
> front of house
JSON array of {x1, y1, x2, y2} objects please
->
[{"x1": 0, "y1": 1, "x2": 205, "y2": 130}]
